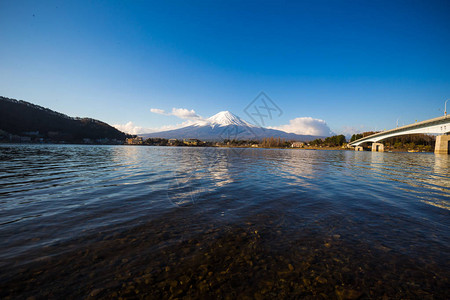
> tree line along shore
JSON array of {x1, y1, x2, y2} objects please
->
[{"x1": 126, "y1": 133, "x2": 436, "y2": 152}]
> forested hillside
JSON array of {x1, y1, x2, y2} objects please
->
[{"x1": 0, "y1": 96, "x2": 129, "y2": 142}]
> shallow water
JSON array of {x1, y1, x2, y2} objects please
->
[{"x1": 0, "y1": 144, "x2": 449, "y2": 298}]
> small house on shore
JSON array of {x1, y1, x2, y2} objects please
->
[
  {"x1": 291, "y1": 142, "x2": 304, "y2": 148},
  {"x1": 126, "y1": 137, "x2": 143, "y2": 145}
]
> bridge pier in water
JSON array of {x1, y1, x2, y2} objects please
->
[
  {"x1": 355, "y1": 146, "x2": 364, "y2": 151},
  {"x1": 435, "y1": 135, "x2": 450, "y2": 154},
  {"x1": 371, "y1": 143, "x2": 384, "y2": 152}
]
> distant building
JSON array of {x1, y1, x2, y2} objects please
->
[
  {"x1": 291, "y1": 142, "x2": 304, "y2": 148},
  {"x1": 183, "y1": 138, "x2": 201, "y2": 146},
  {"x1": 126, "y1": 137, "x2": 143, "y2": 145},
  {"x1": 168, "y1": 139, "x2": 178, "y2": 146}
]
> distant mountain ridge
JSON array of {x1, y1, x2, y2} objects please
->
[
  {"x1": 0, "y1": 96, "x2": 129, "y2": 142},
  {"x1": 141, "y1": 111, "x2": 323, "y2": 141}
]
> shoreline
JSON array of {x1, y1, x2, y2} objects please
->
[{"x1": 0, "y1": 142, "x2": 435, "y2": 153}]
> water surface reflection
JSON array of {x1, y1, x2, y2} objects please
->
[{"x1": 0, "y1": 145, "x2": 448, "y2": 298}]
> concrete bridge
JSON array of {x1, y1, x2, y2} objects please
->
[{"x1": 348, "y1": 115, "x2": 450, "y2": 154}]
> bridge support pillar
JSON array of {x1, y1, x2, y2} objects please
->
[
  {"x1": 372, "y1": 143, "x2": 384, "y2": 152},
  {"x1": 435, "y1": 135, "x2": 450, "y2": 154},
  {"x1": 355, "y1": 146, "x2": 364, "y2": 151}
]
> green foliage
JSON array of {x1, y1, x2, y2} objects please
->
[
  {"x1": 144, "y1": 138, "x2": 168, "y2": 146},
  {"x1": 384, "y1": 134, "x2": 435, "y2": 151},
  {"x1": 143, "y1": 138, "x2": 215, "y2": 147},
  {"x1": 309, "y1": 138, "x2": 323, "y2": 146},
  {"x1": 324, "y1": 134, "x2": 346, "y2": 146},
  {"x1": 223, "y1": 139, "x2": 259, "y2": 146},
  {"x1": 309, "y1": 135, "x2": 346, "y2": 147},
  {"x1": 350, "y1": 133, "x2": 363, "y2": 142},
  {"x1": 393, "y1": 142, "x2": 403, "y2": 149}
]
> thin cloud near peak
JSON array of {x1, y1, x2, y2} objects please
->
[
  {"x1": 150, "y1": 107, "x2": 203, "y2": 120},
  {"x1": 150, "y1": 108, "x2": 165, "y2": 114},
  {"x1": 270, "y1": 117, "x2": 333, "y2": 136},
  {"x1": 113, "y1": 120, "x2": 198, "y2": 135}
]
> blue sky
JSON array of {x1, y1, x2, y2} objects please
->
[{"x1": 1, "y1": 0, "x2": 449, "y2": 136}]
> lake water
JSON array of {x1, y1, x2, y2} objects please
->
[{"x1": 0, "y1": 144, "x2": 449, "y2": 299}]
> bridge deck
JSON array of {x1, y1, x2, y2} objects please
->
[{"x1": 349, "y1": 115, "x2": 450, "y2": 146}]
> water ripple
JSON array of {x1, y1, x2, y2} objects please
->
[{"x1": 0, "y1": 145, "x2": 449, "y2": 298}]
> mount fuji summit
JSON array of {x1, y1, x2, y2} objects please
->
[{"x1": 141, "y1": 111, "x2": 322, "y2": 141}]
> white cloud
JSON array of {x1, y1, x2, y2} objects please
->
[
  {"x1": 150, "y1": 108, "x2": 165, "y2": 114},
  {"x1": 150, "y1": 107, "x2": 202, "y2": 120},
  {"x1": 114, "y1": 107, "x2": 206, "y2": 135},
  {"x1": 154, "y1": 120, "x2": 199, "y2": 131},
  {"x1": 170, "y1": 108, "x2": 201, "y2": 120},
  {"x1": 338, "y1": 125, "x2": 368, "y2": 138},
  {"x1": 113, "y1": 120, "x2": 201, "y2": 135},
  {"x1": 270, "y1": 117, "x2": 333, "y2": 136},
  {"x1": 113, "y1": 121, "x2": 151, "y2": 135}
]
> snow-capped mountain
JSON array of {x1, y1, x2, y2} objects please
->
[
  {"x1": 141, "y1": 111, "x2": 322, "y2": 141},
  {"x1": 205, "y1": 111, "x2": 255, "y2": 128}
]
